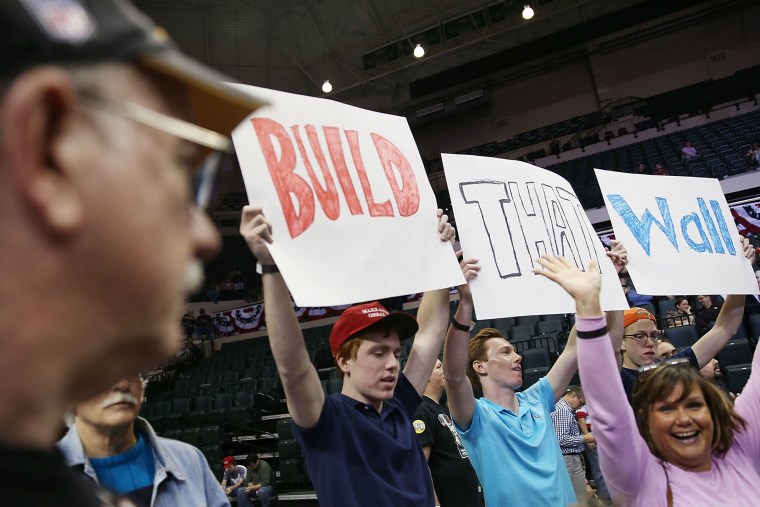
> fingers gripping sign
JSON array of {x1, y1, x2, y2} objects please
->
[
  {"x1": 437, "y1": 208, "x2": 456, "y2": 244},
  {"x1": 605, "y1": 239, "x2": 628, "y2": 274},
  {"x1": 240, "y1": 205, "x2": 275, "y2": 266}
]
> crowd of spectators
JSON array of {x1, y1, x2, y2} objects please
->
[{"x1": 5, "y1": 1, "x2": 760, "y2": 506}]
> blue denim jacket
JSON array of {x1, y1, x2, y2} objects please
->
[{"x1": 58, "y1": 417, "x2": 229, "y2": 507}]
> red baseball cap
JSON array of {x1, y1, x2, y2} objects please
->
[
  {"x1": 222, "y1": 456, "x2": 236, "y2": 469},
  {"x1": 329, "y1": 302, "x2": 419, "y2": 357}
]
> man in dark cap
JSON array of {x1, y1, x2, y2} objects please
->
[{"x1": 0, "y1": 1, "x2": 263, "y2": 505}]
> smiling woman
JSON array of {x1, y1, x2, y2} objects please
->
[
  {"x1": 634, "y1": 361, "x2": 746, "y2": 474},
  {"x1": 530, "y1": 253, "x2": 760, "y2": 507}
]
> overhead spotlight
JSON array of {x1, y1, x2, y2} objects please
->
[
  {"x1": 322, "y1": 80, "x2": 332, "y2": 93},
  {"x1": 413, "y1": 44, "x2": 425, "y2": 58},
  {"x1": 522, "y1": 5, "x2": 534, "y2": 19}
]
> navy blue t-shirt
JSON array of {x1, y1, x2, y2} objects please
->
[
  {"x1": 293, "y1": 373, "x2": 434, "y2": 507},
  {"x1": 621, "y1": 347, "x2": 698, "y2": 404}
]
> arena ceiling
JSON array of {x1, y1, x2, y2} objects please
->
[{"x1": 133, "y1": 0, "x2": 696, "y2": 114}]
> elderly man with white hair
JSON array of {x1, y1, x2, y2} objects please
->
[{"x1": 58, "y1": 375, "x2": 228, "y2": 507}]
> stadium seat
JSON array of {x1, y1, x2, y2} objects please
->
[
  {"x1": 187, "y1": 395, "x2": 212, "y2": 427},
  {"x1": 199, "y1": 425, "x2": 224, "y2": 446},
  {"x1": 181, "y1": 427, "x2": 202, "y2": 448},
  {"x1": 520, "y1": 348, "x2": 553, "y2": 369},
  {"x1": 163, "y1": 429, "x2": 183, "y2": 441},
  {"x1": 228, "y1": 391, "x2": 256, "y2": 433},
  {"x1": 521, "y1": 366, "x2": 549, "y2": 389},
  {"x1": 724, "y1": 364, "x2": 752, "y2": 394},
  {"x1": 665, "y1": 325, "x2": 698, "y2": 348},
  {"x1": 279, "y1": 458, "x2": 309, "y2": 490},
  {"x1": 509, "y1": 324, "x2": 535, "y2": 343},
  {"x1": 516, "y1": 315, "x2": 541, "y2": 327},
  {"x1": 718, "y1": 339, "x2": 752, "y2": 368},
  {"x1": 278, "y1": 439, "x2": 301, "y2": 459},
  {"x1": 206, "y1": 393, "x2": 233, "y2": 426},
  {"x1": 277, "y1": 418, "x2": 294, "y2": 440}
]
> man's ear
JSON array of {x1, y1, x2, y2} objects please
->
[
  {"x1": 472, "y1": 359, "x2": 486, "y2": 375},
  {"x1": 1, "y1": 66, "x2": 85, "y2": 237},
  {"x1": 336, "y1": 354, "x2": 350, "y2": 376}
]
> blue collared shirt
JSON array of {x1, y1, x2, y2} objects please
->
[
  {"x1": 58, "y1": 417, "x2": 229, "y2": 507},
  {"x1": 455, "y1": 377, "x2": 576, "y2": 507}
]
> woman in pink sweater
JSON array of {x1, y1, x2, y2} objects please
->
[{"x1": 534, "y1": 255, "x2": 760, "y2": 507}]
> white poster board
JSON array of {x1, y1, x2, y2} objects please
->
[
  {"x1": 596, "y1": 169, "x2": 757, "y2": 295},
  {"x1": 230, "y1": 85, "x2": 464, "y2": 307},
  {"x1": 443, "y1": 154, "x2": 628, "y2": 319}
]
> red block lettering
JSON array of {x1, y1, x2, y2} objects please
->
[
  {"x1": 324, "y1": 127, "x2": 364, "y2": 216},
  {"x1": 371, "y1": 134, "x2": 420, "y2": 217},
  {"x1": 345, "y1": 130, "x2": 393, "y2": 217},
  {"x1": 251, "y1": 118, "x2": 315, "y2": 239},
  {"x1": 292, "y1": 125, "x2": 340, "y2": 221}
]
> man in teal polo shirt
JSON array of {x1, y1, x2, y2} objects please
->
[{"x1": 442, "y1": 246, "x2": 626, "y2": 506}]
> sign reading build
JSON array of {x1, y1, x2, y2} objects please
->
[{"x1": 232, "y1": 85, "x2": 464, "y2": 307}]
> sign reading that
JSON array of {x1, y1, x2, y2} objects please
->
[
  {"x1": 443, "y1": 155, "x2": 628, "y2": 319},
  {"x1": 231, "y1": 85, "x2": 464, "y2": 307},
  {"x1": 595, "y1": 169, "x2": 757, "y2": 295}
]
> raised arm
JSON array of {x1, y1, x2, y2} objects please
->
[
  {"x1": 692, "y1": 236, "x2": 755, "y2": 367},
  {"x1": 534, "y1": 256, "x2": 652, "y2": 501},
  {"x1": 239, "y1": 205, "x2": 324, "y2": 429},
  {"x1": 442, "y1": 256, "x2": 480, "y2": 430},
  {"x1": 546, "y1": 241, "x2": 628, "y2": 400},
  {"x1": 403, "y1": 210, "x2": 458, "y2": 394}
]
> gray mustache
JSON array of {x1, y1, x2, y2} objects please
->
[{"x1": 101, "y1": 392, "x2": 139, "y2": 409}]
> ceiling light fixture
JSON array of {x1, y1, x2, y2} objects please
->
[
  {"x1": 522, "y1": 5, "x2": 534, "y2": 20},
  {"x1": 322, "y1": 80, "x2": 332, "y2": 93},
  {"x1": 413, "y1": 44, "x2": 425, "y2": 58}
]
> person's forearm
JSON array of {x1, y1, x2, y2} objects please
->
[
  {"x1": 442, "y1": 296, "x2": 476, "y2": 429},
  {"x1": 693, "y1": 294, "x2": 746, "y2": 367},
  {"x1": 577, "y1": 317, "x2": 648, "y2": 497},
  {"x1": 404, "y1": 287, "x2": 450, "y2": 394},
  {"x1": 262, "y1": 273, "x2": 311, "y2": 377}
]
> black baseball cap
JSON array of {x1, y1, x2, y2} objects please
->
[{"x1": 1, "y1": 0, "x2": 266, "y2": 134}]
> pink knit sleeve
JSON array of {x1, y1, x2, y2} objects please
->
[
  {"x1": 577, "y1": 316, "x2": 656, "y2": 501},
  {"x1": 733, "y1": 335, "x2": 760, "y2": 459}
]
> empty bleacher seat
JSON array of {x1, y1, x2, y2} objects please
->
[
  {"x1": 181, "y1": 427, "x2": 202, "y2": 447},
  {"x1": 664, "y1": 326, "x2": 699, "y2": 348},
  {"x1": 521, "y1": 367, "x2": 549, "y2": 389},
  {"x1": 724, "y1": 364, "x2": 752, "y2": 394},
  {"x1": 277, "y1": 418, "x2": 294, "y2": 440},
  {"x1": 199, "y1": 425, "x2": 224, "y2": 446},
  {"x1": 516, "y1": 315, "x2": 540, "y2": 326},
  {"x1": 278, "y1": 439, "x2": 301, "y2": 459},
  {"x1": 717, "y1": 339, "x2": 752, "y2": 368},
  {"x1": 509, "y1": 324, "x2": 535, "y2": 343},
  {"x1": 520, "y1": 348, "x2": 553, "y2": 369},
  {"x1": 164, "y1": 397, "x2": 191, "y2": 430},
  {"x1": 187, "y1": 395, "x2": 213, "y2": 427},
  {"x1": 206, "y1": 393, "x2": 233, "y2": 426}
]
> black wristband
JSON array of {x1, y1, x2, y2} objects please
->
[
  {"x1": 577, "y1": 326, "x2": 608, "y2": 339},
  {"x1": 450, "y1": 318, "x2": 470, "y2": 332},
  {"x1": 258, "y1": 263, "x2": 279, "y2": 274}
]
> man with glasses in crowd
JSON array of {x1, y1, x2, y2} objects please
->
[
  {"x1": 617, "y1": 236, "x2": 754, "y2": 404},
  {"x1": 59, "y1": 375, "x2": 228, "y2": 506},
  {"x1": 0, "y1": 0, "x2": 263, "y2": 504}
]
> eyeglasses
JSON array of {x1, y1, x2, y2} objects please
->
[
  {"x1": 77, "y1": 89, "x2": 234, "y2": 210},
  {"x1": 624, "y1": 331, "x2": 663, "y2": 343},
  {"x1": 637, "y1": 356, "x2": 690, "y2": 374}
]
